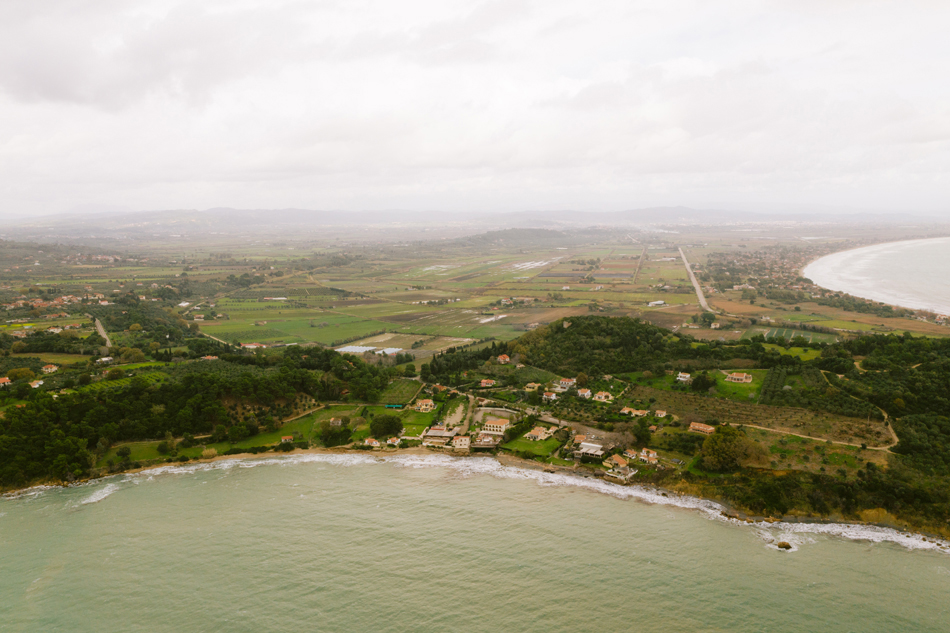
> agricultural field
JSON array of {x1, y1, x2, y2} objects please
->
[
  {"x1": 379, "y1": 380, "x2": 423, "y2": 405},
  {"x1": 625, "y1": 385, "x2": 891, "y2": 446},
  {"x1": 741, "y1": 326, "x2": 838, "y2": 344}
]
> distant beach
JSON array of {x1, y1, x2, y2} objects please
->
[{"x1": 803, "y1": 237, "x2": 950, "y2": 315}]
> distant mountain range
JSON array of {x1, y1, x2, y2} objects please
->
[{"x1": 0, "y1": 206, "x2": 941, "y2": 244}]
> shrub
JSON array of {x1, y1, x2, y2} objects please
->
[{"x1": 201, "y1": 448, "x2": 218, "y2": 459}]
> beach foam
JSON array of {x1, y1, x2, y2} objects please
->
[{"x1": 10, "y1": 452, "x2": 949, "y2": 553}]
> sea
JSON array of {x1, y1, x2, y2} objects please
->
[
  {"x1": 2, "y1": 454, "x2": 950, "y2": 632},
  {"x1": 803, "y1": 237, "x2": 950, "y2": 315}
]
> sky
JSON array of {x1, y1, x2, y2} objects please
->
[{"x1": 1, "y1": 0, "x2": 949, "y2": 217}]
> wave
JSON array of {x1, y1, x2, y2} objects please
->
[
  {"x1": 80, "y1": 483, "x2": 119, "y2": 505},
  {"x1": 8, "y1": 452, "x2": 950, "y2": 553}
]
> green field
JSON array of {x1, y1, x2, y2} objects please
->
[
  {"x1": 502, "y1": 435, "x2": 563, "y2": 457},
  {"x1": 379, "y1": 379, "x2": 422, "y2": 405},
  {"x1": 742, "y1": 327, "x2": 838, "y2": 345}
]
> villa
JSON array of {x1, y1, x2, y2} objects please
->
[
  {"x1": 29, "y1": 380, "x2": 44, "y2": 388},
  {"x1": 281, "y1": 436, "x2": 294, "y2": 443},
  {"x1": 577, "y1": 388, "x2": 592, "y2": 399},
  {"x1": 593, "y1": 391, "x2": 613, "y2": 402},
  {"x1": 0, "y1": 377, "x2": 10, "y2": 387},
  {"x1": 414, "y1": 399, "x2": 436, "y2": 413},
  {"x1": 452, "y1": 435, "x2": 471, "y2": 450},
  {"x1": 604, "y1": 454, "x2": 628, "y2": 469},
  {"x1": 524, "y1": 382, "x2": 542, "y2": 391},
  {"x1": 497, "y1": 354, "x2": 510, "y2": 365},
  {"x1": 726, "y1": 372, "x2": 753, "y2": 383},
  {"x1": 42, "y1": 364, "x2": 58, "y2": 374},
  {"x1": 655, "y1": 410, "x2": 667, "y2": 418},
  {"x1": 620, "y1": 408, "x2": 648, "y2": 417},
  {"x1": 481, "y1": 419, "x2": 510, "y2": 435},
  {"x1": 387, "y1": 437, "x2": 401, "y2": 446},
  {"x1": 525, "y1": 426, "x2": 553, "y2": 441},
  {"x1": 364, "y1": 438, "x2": 381, "y2": 447},
  {"x1": 689, "y1": 422, "x2": 716, "y2": 435},
  {"x1": 677, "y1": 372, "x2": 692, "y2": 382},
  {"x1": 543, "y1": 391, "x2": 558, "y2": 402},
  {"x1": 559, "y1": 378, "x2": 576, "y2": 390},
  {"x1": 480, "y1": 379, "x2": 496, "y2": 388}
]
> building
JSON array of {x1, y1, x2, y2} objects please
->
[
  {"x1": 648, "y1": 300, "x2": 665, "y2": 307},
  {"x1": 524, "y1": 382, "x2": 541, "y2": 391},
  {"x1": 241, "y1": 343, "x2": 267, "y2": 349},
  {"x1": 42, "y1": 364, "x2": 58, "y2": 374},
  {"x1": 574, "y1": 442, "x2": 605, "y2": 459},
  {"x1": 577, "y1": 388, "x2": 592, "y2": 399},
  {"x1": 452, "y1": 435, "x2": 471, "y2": 450},
  {"x1": 281, "y1": 436, "x2": 294, "y2": 443},
  {"x1": 329, "y1": 418, "x2": 343, "y2": 427},
  {"x1": 0, "y1": 377, "x2": 10, "y2": 387},
  {"x1": 655, "y1": 410, "x2": 667, "y2": 418},
  {"x1": 414, "y1": 399, "x2": 436, "y2": 413},
  {"x1": 473, "y1": 433, "x2": 501, "y2": 448},
  {"x1": 559, "y1": 378, "x2": 576, "y2": 390},
  {"x1": 593, "y1": 391, "x2": 613, "y2": 402},
  {"x1": 677, "y1": 372, "x2": 692, "y2": 382},
  {"x1": 638, "y1": 448, "x2": 658, "y2": 464},
  {"x1": 726, "y1": 372, "x2": 753, "y2": 383},
  {"x1": 387, "y1": 437, "x2": 401, "y2": 446},
  {"x1": 525, "y1": 426, "x2": 553, "y2": 441},
  {"x1": 689, "y1": 422, "x2": 716, "y2": 435},
  {"x1": 573, "y1": 434, "x2": 587, "y2": 445},
  {"x1": 542, "y1": 391, "x2": 558, "y2": 402},
  {"x1": 200, "y1": 355, "x2": 218, "y2": 361},
  {"x1": 96, "y1": 357, "x2": 114, "y2": 364},
  {"x1": 364, "y1": 438, "x2": 381, "y2": 447},
  {"x1": 620, "y1": 407, "x2": 648, "y2": 417},
  {"x1": 604, "y1": 454, "x2": 628, "y2": 469},
  {"x1": 480, "y1": 379, "x2": 496, "y2": 388},
  {"x1": 623, "y1": 448, "x2": 639, "y2": 460},
  {"x1": 481, "y1": 419, "x2": 510, "y2": 435},
  {"x1": 497, "y1": 354, "x2": 510, "y2": 365}
]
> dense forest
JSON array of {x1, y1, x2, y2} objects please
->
[{"x1": 0, "y1": 345, "x2": 402, "y2": 488}]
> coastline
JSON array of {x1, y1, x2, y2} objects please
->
[
  {"x1": 801, "y1": 236, "x2": 950, "y2": 315},
  {"x1": 7, "y1": 446, "x2": 950, "y2": 552}
]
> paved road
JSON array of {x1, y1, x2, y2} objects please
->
[
  {"x1": 93, "y1": 318, "x2": 112, "y2": 348},
  {"x1": 679, "y1": 246, "x2": 712, "y2": 312}
]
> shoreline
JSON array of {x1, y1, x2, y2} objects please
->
[
  {"x1": 801, "y1": 236, "x2": 950, "y2": 316},
  {"x1": 7, "y1": 446, "x2": 950, "y2": 549}
]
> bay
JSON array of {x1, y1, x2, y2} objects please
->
[
  {"x1": 2, "y1": 454, "x2": 949, "y2": 632},
  {"x1": 803, "y1": 237, "x2": 950, "y2": 315}
]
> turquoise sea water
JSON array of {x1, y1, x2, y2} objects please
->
[
  {"x1": 803, "y1": 237, "x2": 950, "y2": 315},
  {"x1": 2, "y1": 454, "x2": 950, "y2": 632}
]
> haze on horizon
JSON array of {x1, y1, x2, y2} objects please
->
[{"x1": 1, "y1": 0, "x2": 949, "y2": 219}]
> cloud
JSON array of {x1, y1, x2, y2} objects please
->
[{"x1": 0, "y1": 0, "x2": 949, "y2": 216}]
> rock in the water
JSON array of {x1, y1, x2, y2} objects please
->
[{"x1": 776, "y1": 541, "x2": 792, "y2": 550}]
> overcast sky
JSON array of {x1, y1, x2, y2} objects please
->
[{"x1": 1, "y1": 0, "x2": 949, "y2": 217}]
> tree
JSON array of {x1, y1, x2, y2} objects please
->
[
  {"x1": 7, "y1": 367, "x2": 35, "y2": 382},
  {"x1": 370, "y1": 414, "x2": 403, "y2": 439},
  {"x1": 212, "y1": 424, "x2": 228, "y2": 443},
  {"x1": 106, "y1": 369, "x2": 124, "y2": 380},
  {"x1": 634, "y1": 419, "x2": 651, "y2": 446},
  {"x1": 700, "y1": 312, "x2": 716, "y2": 327},
  {"x1": 576, "y1": 372, "x2": 589, "y2": 387},
  {"x1": 129, "y1": 323, "x2": 142, "y2": 332},
  {"x1": 691, "y1": 372, "x2": 716, "y2": 392},
  {"x1": 700, "y1": 426, "x2": 752, "y2": 472},
  {"x1": 116, "y1": 446, "x2": 132, "y2": 459},
  {"x1": 78, "y1": 374, "x2": 92, "y2": 386},
  {"x1": 11, "y1": 341, "x2": 27, "y2": 353},
  {"x1": 228, "y1": 424, "x2": 248, "y2": 443}
]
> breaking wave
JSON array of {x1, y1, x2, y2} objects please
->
[{"x1": 7, "y1": 452, "x2": 950, "y2": 553}]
